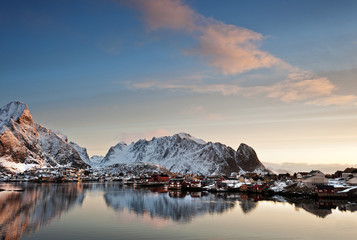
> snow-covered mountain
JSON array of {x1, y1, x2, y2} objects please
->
[
  {"x1": 104, "y1": 188, "x2": 237, "y2": 222},
  {"x1": 0, "y1": 101, "x2": 266, "y2": 175},
  {"x1": 0, "y1": 101, "x2": 89, "y2": 172},
  {"x1": 69, "y1": 141, "x2": 91, "y2": 164},
  {"x1": 90, "y1": 155, "x2": 103, "y2": 163},
  {"x1": 101, "y1": 133, "x2": 266, "y2": 175}
]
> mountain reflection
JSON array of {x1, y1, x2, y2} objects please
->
[
  {"x1": 103, "y1": 187, "x2": 258, "y2": 222},
  {"x1": 0, "y1": 183, "x2": 84, "y2": 240},
  {"x1": 1, "y1": 183, "x2": 357, "y2": 240}
]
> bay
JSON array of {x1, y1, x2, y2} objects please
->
[{"x1": 1, "y1": 182, "x2": 356, "y2": 240}]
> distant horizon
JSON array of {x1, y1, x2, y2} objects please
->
[{"x1": 1, "y1": 0, "x2": 356, "y2": 167}]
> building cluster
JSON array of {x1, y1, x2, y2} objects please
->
[{"x1": 1, "y1": 166, "x2": 357, "y2": 198}]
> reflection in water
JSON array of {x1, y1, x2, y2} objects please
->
[
  {"x1": 283, "y1": 197, "x2": 357, "y2": 218},
  {"x1": 104, "y1": 188, "x2": 237, "y2": 222},
  {"x1": 0, "y1": 182, "x2": 356, "y2": 239},
  {"x1": 0, "y1": 183, "x2": 84, "y2": 240}
]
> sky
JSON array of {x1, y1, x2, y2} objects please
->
[{"x1": 1, "y1": 0, "x2": 356, "y2": 169}]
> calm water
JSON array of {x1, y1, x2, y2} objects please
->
[{"x1": 1, "y1": 182, "x2": 357, "y2": 240}]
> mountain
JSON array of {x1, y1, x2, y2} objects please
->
[
  {"x1": 101, "y1": 133, "x2": 266, "y2": 175},
  {"x1": 69, "y1": 141, "x2": 91, "y2": 164},
  {"x1": 0, "y1": 101, "x2": 89, "y2": 172},
  {"x1": 90, "y1": 155, "x2": 103, "y2": 164}
]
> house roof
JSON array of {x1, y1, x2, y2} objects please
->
[{"x1": 343, "y1": 168, "x2": 357, "y2": 173}]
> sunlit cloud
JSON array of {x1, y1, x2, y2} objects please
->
[
  {"x1": 306, "y1": 95, "x2": 357, "y2": 106},
  {"x1": 182, "y1": 105, "x2": 224, "y2": 121},
  {"x1": 126, "y1": 0, "x2": 285, "y2": 74},
  {"x1": 248, "y1": 72, "x2": 357, "y2": 105},
  {"x1": 127, "y1": 0, "x2": 197, "y2": 31},
  {"x1": 249, "y1": 72, "x2": 335, "y2": 102},
  {"x1": 123, "y1": 0, "x2": 357, "y2": 106},
  {"x1": 130, "y1": 71, "x2": 356, "y2": 106},
  {"x1": 192, "y1": 22, "x2": 286, "y2": 74}
]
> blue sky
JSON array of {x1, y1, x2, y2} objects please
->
[{"x1": 1, "y1": 0, "x2": 357, "y2": 166}]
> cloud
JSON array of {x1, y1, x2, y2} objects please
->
[
  {"x1": 182, "y1": 105, "x2": 224, "y2": 121},
  {"x1": 249, "y1": 72, "x2": 335, "y2": 102},
  {"x1": 115, "y1": 129, "x2": 171, "y2": 143},
  {"x1": 306, "y1": 95, "x2": 357, "y2": 106},
  {"x1": 123, "y1": 0, "x2": 357, "y2": 106},
  {"x1": 126, "y1": 0, "x2": 284, "y2": 74},
  {"x1": 127, "y1": 0, "x2": 197, "y2": 31},
  {"x1": 132, "y1": 81, "x2": 242, "y2": 96},
  {"x1": 264, "y1": 162, "x2": 357, "y2": 174},
  {"x1": 248, "y1": 72, "x2": 357, "y2": 105},
  {"x1": 130, "y1": 71, "x2": 356, "y2": 106},
  {"x1": 192, "y1": 22, "x2": 285, "y2": 74}
]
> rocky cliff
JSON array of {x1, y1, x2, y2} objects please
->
[
  {"x1": 0, "y1": 101, "x2": 89, "y2": 172},
  {"x1": 101, "y1": 133, "x2": 266, "y2": 175}
]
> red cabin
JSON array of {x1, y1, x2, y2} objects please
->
[{"x1": 149, "y1": 174, "x2": 170, "y2": 182}]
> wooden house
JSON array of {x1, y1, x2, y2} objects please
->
[{"x1": 301, "y1": 170, "x2": 328, "y2": 188}]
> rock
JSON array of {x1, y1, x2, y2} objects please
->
[{"x1": 0, "y1": 101, "x2": 89, "y2": 172}]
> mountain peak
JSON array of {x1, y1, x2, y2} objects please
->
[
  {"x1": 236, "y1": 143, "x2": 264, "y2": 172},
  {"x1": 175, "y1": 132, "x2": 206, "y2": 145},
  {"x1": 0, "y1": 101, "x2": 28, "y2": 123}
]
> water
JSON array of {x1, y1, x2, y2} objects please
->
[{"x1": 1, "y1": 182, "x2": 357, "y2": 240}]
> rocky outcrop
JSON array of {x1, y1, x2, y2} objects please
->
[
  {"x1": 101, "y1": 133, "x2": 266, "y2": 175},
  {"x1": 69, "y1": 141, "x2": 91, "y2": 165},
  {"x1": 235, "y1": 143, "x2": 265, "y2": 172},
  {"x1": 0, "y1": 101, "x2": 89, "y2": 172}
]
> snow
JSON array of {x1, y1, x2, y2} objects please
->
[
  {"x1": 100, "y1": 133, "x2": 264, "y2": 175},
  {"x1": 0, "y1": 101, "x2": 27, "y2": 123},
  {"x1": 0, "y1": 101, "x2": 27, "y2": 134},
  {"x1": 90, "y1": 155, "x2": 104, "y2": 163},
  {"x1": 101, "y1": 135, "x2": 224, "y2": 175},
  {"x1": 337, "y1": 186, "x2": 357, "y2": 193},
  {"x1": 0, "y1": 157, "x2": 38, "y2": 173},
  {"x1": 69, "y1": 142, "x2": 91, "y2": 164},
  {"x1": 328, "y1": 178, "x2": 348, "y2": 188},
  {"x1": 177, "y1": 133, "x2": 206, "y2": 145},
  {"x1": 0, "y1": 101, "x2": 264, "y2": 175},
  {"x1": 270, "y1": 181, "x2": 288, "y2": 192}
]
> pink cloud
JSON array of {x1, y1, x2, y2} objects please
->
[
  {"x1": 260, "y1": 73, "x2": 335, "y2": 102},
  {"x1": 126, "y1": 0, "x2": 196, "y2": 31},
  {"x1": 306, "y1": 95, "x2": 357, "y2": 106},
  {"x1": 126, "y1": 0, "x2": 283, "y2": 74},
  {"x1": 123, "y1": 1, "x2": 357, "y2": 106},
  {"x1": 193, "y1": 22, "x2": 283, "y2": 74},
  {"x1": 182, "y1": 105, "x2": 224, "y2": 121}
]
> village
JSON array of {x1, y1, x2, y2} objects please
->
[{"x1": 1, "y1": 166, "x2": 357, "y2": 199}]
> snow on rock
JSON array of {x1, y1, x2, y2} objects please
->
[
  {"x1": 328, "y1": 178, "x2": 348, "y2": 188},
  {"x1": 69, "y1": 142, "x2": 91, "y2": 164},
  {"x1": 0, "y1": 156, "x2": 38, "y2": 173},
  {"x1": 90, "y1": 155, "x2": 103, "y2": 163},
  {"x1": 0, "y1": 101, "x2": 89, "y2": 172},
  {"x1": 177, "y1": 132, "x2": 206, "y2": 145},
  {"x1": 101, "y1": 132, "x2": 267, "y2": 175},
  {"x1": 270, "y1": 181, "x2": 288, "y2": 192},
  {"x1": 36, "y1": 124, "x2": 89, "y2": 169},
  {"x1": 0, "y1": 101, "x2": 28, "y2": 133}
]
